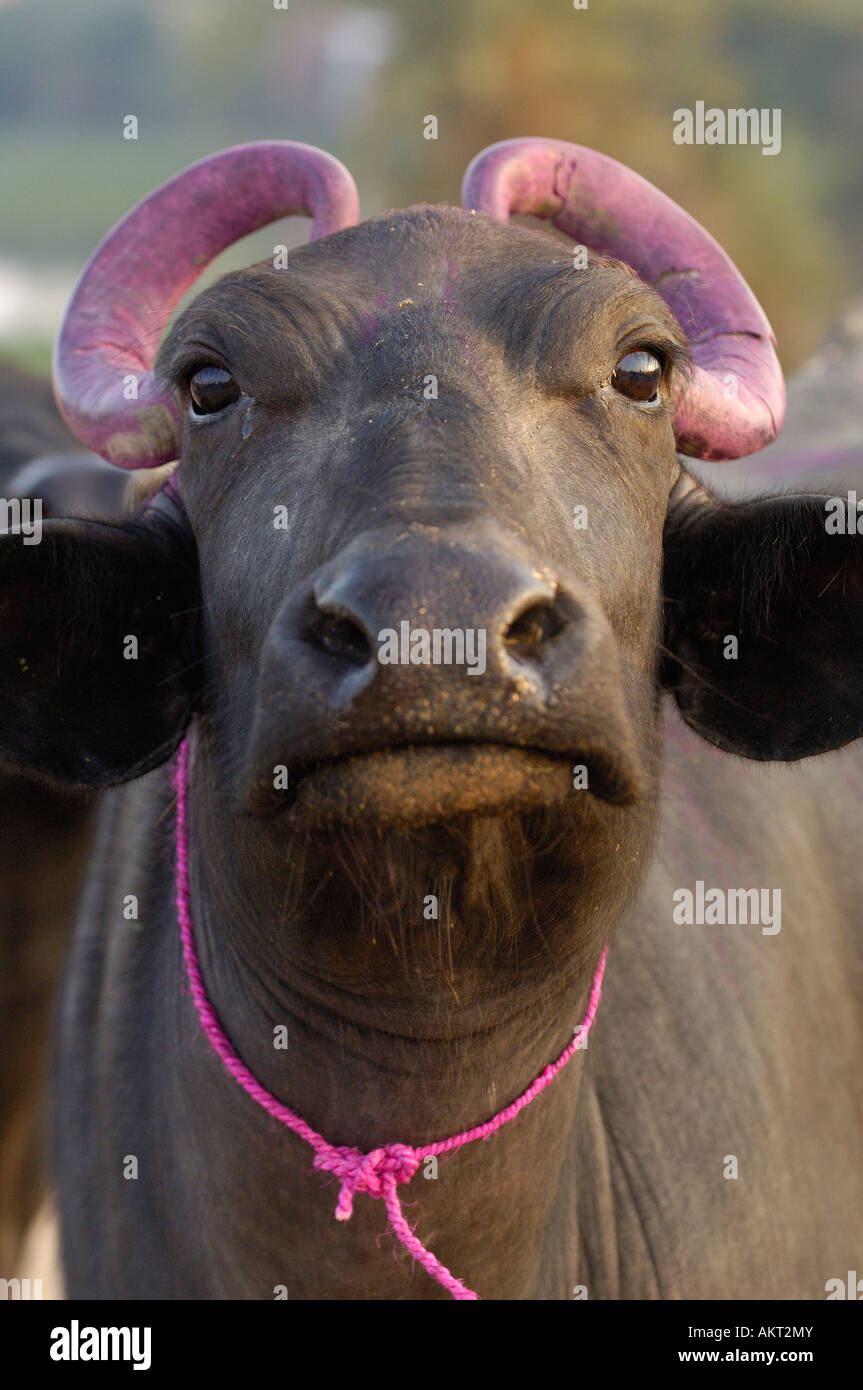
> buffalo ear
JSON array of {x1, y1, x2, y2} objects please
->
[
  {"x1": 0, "y1": 516, "x2": 200, "y2": 787},
  {"x1": 662, "y1": 488, "x2": 863, "y2": 760}
]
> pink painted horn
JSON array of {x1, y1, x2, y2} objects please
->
[
  {"x1": 53, "y1": 142, "x2": 359, "y2": 468},
  {"x1": 462, "y1": 138, "x2": 785, "y2": 461}
]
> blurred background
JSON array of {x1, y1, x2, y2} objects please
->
[{"x1": 1, "y1": 0, "x2": 862, "y2": 378}]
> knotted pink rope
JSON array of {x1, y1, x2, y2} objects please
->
[{"x1": 173, "y1": 733, "x2": 607, "y2": 1300}]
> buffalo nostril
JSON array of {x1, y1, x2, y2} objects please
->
[
  {"x1": 305, "y1": 609, "x2": 373, "y2": 667},
  {"x1": 504, "y1": 598, "x2": 567, "y2": 653}
]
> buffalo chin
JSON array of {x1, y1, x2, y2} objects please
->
[{"x1": 245, "y1": 742, "x2": 639, "y2": 829}]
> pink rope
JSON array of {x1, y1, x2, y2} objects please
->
[{"x1": 173, "y1": 733, "x2": 607, "y2": 1300}]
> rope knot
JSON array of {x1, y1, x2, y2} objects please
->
[{"x1": 313, "y1": 1142, "x2": 421, "y2": 1221}]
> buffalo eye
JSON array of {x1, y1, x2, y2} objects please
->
[
  {"x1": 611, "y1": 350, "x2": 663, "y2": 404},
  {"x1": 188, "y1": 366, "x2": 240, "y2": 416}
]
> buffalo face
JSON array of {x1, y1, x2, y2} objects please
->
[{"x1": 160, "y1": 209, "x2": 684, "y2": 836}]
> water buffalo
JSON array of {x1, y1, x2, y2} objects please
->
[
  {"x1": 0, "y1": 361, "x2": 135, "y2": 1274},
  {"x1": 2, "y1": 138, "x2": 861, "y2": 1299}
]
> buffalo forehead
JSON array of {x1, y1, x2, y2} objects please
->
[{"x1": 157, "y1": 205, "x2": 687, "y2": 402}]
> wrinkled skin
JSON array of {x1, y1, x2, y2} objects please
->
[{"x1": 1, "y1": 212, "x2": 861, "y2": 1297}]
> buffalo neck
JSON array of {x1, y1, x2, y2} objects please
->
[
  {"x1": 174, "y1": 723, "x2": 648, "y2": 1296},
  {"x1": 184, "y1": 766, "x2": 617, "y2": 1149},
  {"x1": 146, "y1": 718, "x2": 652, "y2": 1297}
]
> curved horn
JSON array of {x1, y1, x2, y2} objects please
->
[
  {"x1": 462, "y1": 137, "x2": 784, "y2": 461},
  {"x1": 53, "y1": 142, "x2": 359, "y2": 468}
]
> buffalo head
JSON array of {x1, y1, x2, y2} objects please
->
[{"x1": 1, "y1": 138, "x2": 860, "y2": 948}]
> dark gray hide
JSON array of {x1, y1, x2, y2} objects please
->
[
  {"x1": 0, "y1": 360, "x2": 130, "y2": 1269},
  {"x1": 1, "y1": 216, "x2": 861, "y2": 1299}
]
